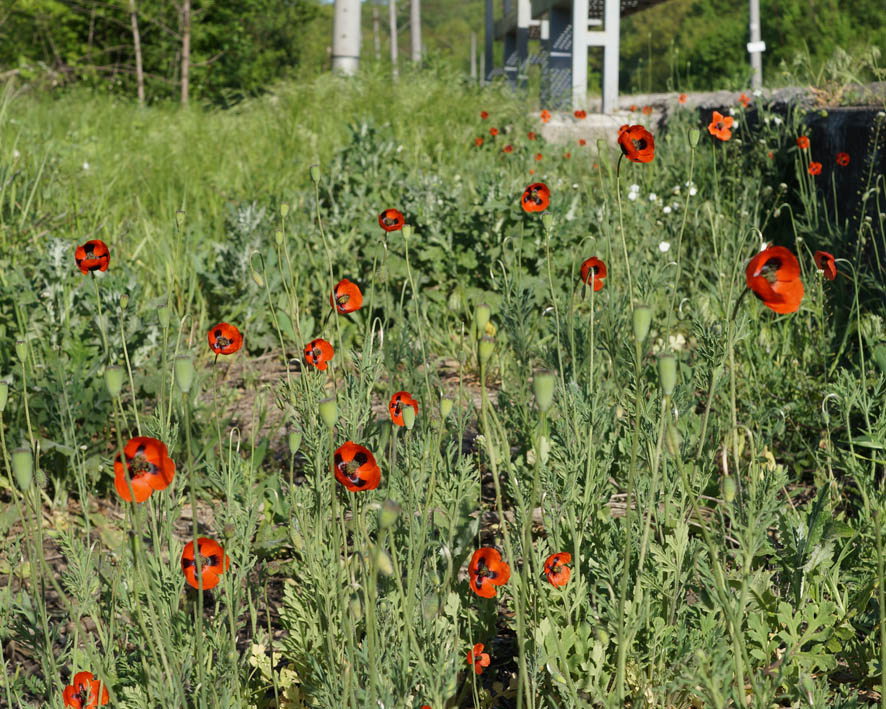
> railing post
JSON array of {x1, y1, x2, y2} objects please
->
[
  {"x1": 484, "y1": 0, "x2": 494, "y2": 82},
  {"x1": 572, "y1": 0, "x2": 588, "y2": 110},
  {"x1": 601, "y1": 0, "x2": 619, "y2": 113}
]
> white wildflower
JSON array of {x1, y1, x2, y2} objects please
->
[
  {"x1": 648, "y1": 193, "x2": 657, "y2": 202},
  {"x1": 663, "y1": 206, "x2": 672, "y2": 214},
  {"x1": 659, "y1": 241, "x2": 671, "y2": 253}
]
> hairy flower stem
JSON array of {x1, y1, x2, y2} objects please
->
[
  {"x1": 615, "y1": 153, "x2": 635, "y2": 306},
  {"x1": 403, "y1": 236, "x2": 432, "y2": 402},
  {"x1": 543, "y1": 220, "x2": 565, "y2": 390},
  {"x1": 91, "y1": 274, "x2": 110, "y2": 362},
  {"x1": 664, "y1": 143, "x2": 696, "y2": 338},
  {"x1": 118, "y1": 306, "x2": 142, "y2": 435}
]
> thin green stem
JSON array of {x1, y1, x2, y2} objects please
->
[{"x1": 615, "y1": 153, "x2": 635, "y2": 306}]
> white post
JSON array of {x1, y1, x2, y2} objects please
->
[
  {"x1": 389, "y1": 0, "x2": 399, "y2": 80},
  {"x1": 332, "y1": 0, "x2": 361, "y2": 75},
  {"x1": 470, "y1": 32, "x2": 477, "y2": 80},
  {"x1": 373, "y1": 4, "x2": 381, "y2": 62},
  {"x1": 601, "y1": 0, "x2": 619, "y2": 113},
  {"x1": 748, "y1": 0, "x2": 764, "y2": 89},
  {"x1": 410, "y1": 0, "x2": 422, "y2": 63},
  {"x1": 572, "y1": 0, "x2": 588, "y2": 111}
]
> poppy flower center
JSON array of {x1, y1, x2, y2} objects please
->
[
  {"x1": 383, "y1": 216, "x2": 397, "y2": 226},
  {"x1": 311, "y1": 347, "x2": 322, "y2": 360},
  {"x1": 716, "y1": 122, "x2": 724, "y2": 131},
  {"x1": 529, "y1": 189, "x2": 544, "y2": 205},
  {"x1": 214, "y1": 332, "x2": 232, "y2": 349},
  {"x1": 340, "y1": 451, "x2": 369, "y2": 482},
  {"x1": 200, "y1": 552, "x2": 218, "y2": 568},
  {"x1": 632, "y1": 138, "x2": 647, "y2": 151},
  {"x1": 474, "y1": 558, "x2": 497, "y2": 581},
  {"x1": 336, "y1": 293, "x2": 350, "y2": 306},
  {"x1": 758, "y1": 258, "x2": 782, "y2": 283},
  {"x1": 129, "y1": 452, "x2": 157, "y2": 476}
]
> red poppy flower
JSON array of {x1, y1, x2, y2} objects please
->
[
  {"x1": 808, "y1": 161, "x2": 822, "y2": 176},
  {"x1": 535, "y1": 152, "x2": 543, "y2": 161},
  {"x1": 74, "y1": 240, "x2": 110, "y2": 275},
  {"x1": 521, "y1": 182, "x2": 550, "y2": 213},
  {"x1": 836, "y1": 152, "x2": 850, "y2": 166},
  {"x1": 642, "y1": 105, "x2": 653, "y2": 115},
  {"x1": 180, "y1": 537, "x2": 230, "y2": 591},
  {"x1": 333, "y1": 441, "x2": 381, "y2": 492},
  {"x1": 502, "y1": 144, "x2": 513, "y2": 154},
  {"x1": 331, "y1": 278, "x2": 363, "y2": 314},
  {"x1": 617, "y1": 125, "x2": 655, "y2": 163},
  {"x1": 796, "y1": 136, "x2": 810, "y2": 150},
  {"x1": 474, "y1": 136, "x2": 484, "y2": 147},
  {"x1": 114, "y1": 436, "x2": 175, "y2": 503},
  {"x1": 540, "y1": 109, "x2": 552, "y2": 123},
  {"x1": 678, "y1": 93, "x2": 687, "y2": 104},
  {"x1": 563, "y1": 152, "x2": 571, "y2": 159},
  {"x1": 480, "y1": 110, "x2": 489, "y2": 120},
  {"x1": 529, "y1": 169, "x2": 535, "y2": 175},
  {"x1": 543, "y1": 552, "x2": 572, "y2": 587},
  {"x1": 767, "y1": 151, "x2": 774, "y2": 159},
  {"x1": 304, "y1": 338, "x2": 334, "y2": 371},
  {"x1": 378, "y1": 208, "x2": 405, "y2": 232},
  {"x1": 708, "y1": 111, "x2": 734, "y2": 141},
  {"x1": 745, "y1": 246, "x2": 804, "y2": 314},
  {"x1": 489, "y1": 127, "x2": 499, "y2": 137},
  {"x1": 467, "y1": 643, "x2": 491, "y2": 674},
  {"x1": 580, "y1": 257, "x2": 607, "y2": 292},
  {"x1": 814, "y1": 250, "x2": 837, "y2": 280},
  {"x1": 527, "y1": 131, "x2": 537, "y2": 140},
  {"x1": 578, "y1": 138, "x2": 587, "y2": 146},
  {"x1": 389, "y1": 391, "x2": 419, "y2": 426},
  {"x1": 738, "y1": 93, "x2": 750, "y2": 108},
  {"x1": 574, "y1": 109, "x2": 587, "y2": 119},
  {"x1": 63, "y1": 671, "x2": 109, "y2": 708},
  {"x1": 468, "y1": 547, "x2": 510, "y2": 598},
  {"x1": 208, "y1": 322, "x2": 243, "y2": 355},
  {"x1": 629, "y1": 104, "x2": 638, "y2": 112}
]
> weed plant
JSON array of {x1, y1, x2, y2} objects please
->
[{"x1": 0, "y1": 68, "x2": 885, "y2": 707}]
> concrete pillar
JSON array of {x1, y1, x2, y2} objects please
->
[
  {"x1": 601, "y1": 0, "x2": 619, "y2": 113},
  {"x1": 484, "y1": 0, "x2": 494, "y2": 81},
  {"x1": 748, "y1": 0, "x2": 764, "y2": 89},
  {"x1": 572, "y1": 0, "x2": 588, "y2": 110},
  {"x1": 332, "y1": 0, "x2": 361, "y2": 75}
]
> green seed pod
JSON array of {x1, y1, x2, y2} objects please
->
[
  {"x1": 174, "y1": 355, "x2": 195, "y2": 393},
  {"x1": 478, "y1": 336, "x2": 494, "y2": 367},
  {"x1": 318, "y1": 397, "x2": 337, "y2": 429},
  {"x1": 288, "y1": 431, "x2": 302, "y2": 456},
  {"x1": 15, "y1": 340, "x2": 27, "y2": 362},
  {"x1": 596, "y1": 138, "x2": 608, "y2": 155},
  {"x1": 440, "y1": 398, "x2": 453, "y2": 419},
  {"x1": 280, "y1": 202, "x2": 290, "y2": 218},
  {"x1": 688, "y1": 128, "x2": 701, "y2": 148},
  {"x1": 422, "y1": 592, "x2": 441, "y2": 621},
  {"x1": 175, "y1": 210, "x2": 185, "y2": 229},
  {"x1": 542, "y1": 213, "x2": 553, "y2": 231},
  {"x1": 251, "y1": 270, "x2": 264, "y2": 288},
  {"x1": 632, "y1": 304, "x2": 652, "y2": 344},
  {"x1": 474, "y1": 303, "x2": 491, "y2": 334},
  {"x1": 0, "y1": 381, "x2": 8, "y2": 412},
  {"x1": 721, "y1": 476, "x2": 736, "y2": 503},
  {"x1": 309, "y1": 164, "x2": 320, "y2": 183},
  {"x1": 401, "y1": 404, "x2": 416, "y2": 430},
  {"x1": 401, "y1": 224, "x2": 414, "y2": 240},
  {"x1": 537, "y1": 435, "x2": 550, "y2": 465},
  {"x1": 374, "y1": 548, "x2": 394, "y2": 576},
  {"x1": 348, "y1": 592, "x2": 363, "y2": 618},
  {"x1": 665, "y1": 422, "x2": 682, "y2": 457},
  {"x1": 104, "y1": 365, "x2": 124, "y2": 399},
  {"x1": 158, "y1": 306, "x2": 170, "y2": 329},
  {"x1": 274, "y1": 229, "x2": 284, "y2": 246},
  {"x1": 12, "y1": 447, "x2": 33, "y2": 492},
  {"x1": 533, "y1": 370, "x2": 556, "y2": 412},
  {"x1": 120, "y1": 294, "x2": 129, "y2": 310},
  {"x1": 658, "y1": 353, "x2": 677, "y2": 396},
  {"x1": 380, "y1": 499, "x2": 401, "y2": 529}
]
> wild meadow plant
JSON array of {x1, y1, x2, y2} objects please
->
[{"x1": 0, "y1": 74, "x2": 884, "y2": 707}]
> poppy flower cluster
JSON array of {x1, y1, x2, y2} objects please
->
[
  {"x1": 208, "y1": 322, "x2": 243, "y2": 355},
  {"x1": 114, "y1": 436, "x2": 176, "y2": 503},
  {"x1": 389, "y1": 391, "x2": 418, "y2": 427},
  {"x1": 745, "y1": 245, "x2": 804, "y2": 314},
  {"x1": 617, "y1": 125, "x2": 655, "y2": 163},
  {"x1": 75, "y1": 240, "x2": 110, "y2": 275},
  {"x1": 521, "y1": 182, "x2": 550, "y2": 213},
  {"x1": 468, "y1": 547, "x2": 511, "y2": 598},
  {"x1": 63, "y1": 671, "x2": 109, "y2": 708},
  {"x1": 580, "y1": 257, "x2": 607, "y2": 292},
  {"x1": 181, "y1": 537, "x2": 231, "y2": 590},
  {"x1": 678, "y1": 93, "x2": 687, "y2": 104},
  {"x1": 708, "y1": 111, "x2": 734, "y2": 142}
]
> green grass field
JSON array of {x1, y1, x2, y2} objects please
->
[{"x1": 1, "y1": 68, "x2": 885, "y2": 708}]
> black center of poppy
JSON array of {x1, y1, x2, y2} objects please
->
[
  {"x1": 200, "y1": 553, "x2": 218, "y2": 569},
  {"x1": 128, "y1": 451, "x2": 157, "y2": 476},
  {"x1": 716, "y1": 122, "x2": 724, "y2": 130},
  {"x1": 337, "y1": 293, "x2": 350, "y2": 306},
  {"x1": 474, "y1": 558, "x2": 497, "y2": 581},
  {"x1": 759, "y1": 258, "x2": 782, "y2": 283},
  {"x1": 632, "y1": 138, "x2": 647, "y2": 151},
  {"x1": 383, "y1": 215, "x2": 396, "y2": 226},
  {"x1": 311, "y1": 347, "x2": 322, "y2": 360},
  {"x1": 215, "y1": 335, "x2": 231, "y2": 349}
]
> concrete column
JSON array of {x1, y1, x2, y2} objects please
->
[
  {"x1": 410, "y1": 0, "x2": 421, "y2": 63},
  {"x1": 484, "y1": 0, "x2": 494, "y2": 81},
  {"x1": 748, "y1": 0, "x2": 764, "y2": 89},
  {"x1": 470, "y1": 31, "x2": 477, "y2": 80},
  {"x1": 601, "y1": 0, "x2": 619, "y2": 113},
  {"x1": 332, "y1": 0, "x2": 361, "y2": 75},
  {"x1": 572, "y1": 0, "x2": 588, "y2": 110}
]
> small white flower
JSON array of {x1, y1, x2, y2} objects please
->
[
  {"x1": 648, "y1": 193, "x2": 657, "y2": 202},
  {"x1": 628, "y1": 191, "x2": 638, "y2": 201},
  {"x1": 773, "y1": 116, "x2": 782, "y2": 125},
  {"x1": 572, "y1": 183, "x2": 579, "y2": 189},
  {"x1": 659, "y1": 241, "x2": 671, "y2": 252},
  {"x1": 629, "y1": 183, "x2": 640, "y2": 193},
  {"x1": 753, "y1": 89, "x2": 762, "y2": 97},
  {"x1": 689, "y1": 186, "x2": 697, "y2": 196},
  {"x1": 729, "y1": 108, "x2": 736, "y2": 116},
  {"x1": 672, "y1": 185, "x2": 681, "y2": 195},
  {"x1": 669, "y1": 333, "x2": 687, "y2": 350},
  {"x1": 82, "y1": 162, "x2": 90, "y2": 170},
  {"x1": 13, "y1": 149, "x2": 20, "y2": 158},
  {"x1": 396, "y1": 144, "x2": 404, "y2": 153},
  {"x1": 663, "y1": 206, "x2": 672, "y2": 214},
  {"x1": 672, "y1": 202, "x2": 680, "y2": 209}
]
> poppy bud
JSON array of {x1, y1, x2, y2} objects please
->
[
  {"x1": 0, "y1": 381, "x2": 8, "y2": 412},
  {"x1": 175, "y1": 210, "x2": 185, "y2": 229},
  {"x1": 280, "y1": 202, "x2": 290, "y2": 218},
  {"x1": 288, "y1": 431, "x2": 302, "y2": 456},
  {"x1": 533, "y1": 370, "x2": 556, "y2": 412},
  {"x1": 401, "y1": 404, "x2": 416, "y2": 430},
  {"x1": 402, "y1": 225, "x2": 414, "y2": 241},
  {"x1": 309, "y1": 164, "x2": 320, "y2": 183},
  {"x1": 721, "y1": 476, "x2": 736, "y2": 503},
  {"x1": 15, "y1": 340, "x2": 27, "y2": 362},
  {"x1": 318, "y1": 397, "x2": 337, "y2": 429},
  {"x1": 120, "y1": 294, "x2": 129, "y2": 310},
  {"x1": 537, "y1": 435, "x2": 550, "y2": 465},
  {"x1": 632, "y1": 304, "x2": 652, "y2": 343},
  {"x1": 542, "y1": 213, "x2": 553, "y2": 231},
  {"x1": 349, "y1": 593, "x2": 363, "y2": 618},
  {"x1": 596, "y1": 628, "x2": 610, "y2": 647},
  {"x1": 158, "y1": 306, "x2": 170, "y2": 329},
  {"x1": 251, "y1": 270, "x2": 264, "y2": 288},
  {"x1": 104, "y1": 365, "x2": 124, "y2": 398},
  {"x1": 440, "y1": 398, "x2": 453, "y2": 419},
  {"x1": 478, "y1": 336, "x2": 494, "y2": 367},
  {"x1": 380, "y1": 499, "x2": 401, "y2": 529},
  {"x1": 474, "y1": 303, "x2": 491, "y2": 334},
  {"x1": 174, "y1": 355, "x2": 195, "y2": 393},
  {"x1": 274, "y1": 229, "x2": 283, "y2": 246},
  {"x1": 658, "y1": 353, "x2": 677, "y2": 395},
  {"x1": 374, "y1": 548, "x2": 394, "y2": 576},
  {"x1": 422, "y1": 592, "x2": 440, "y2": 621},
  {"x1": 596, "y1": 138, "x2": 607, "y2": 155},
  {"x1": 688, "y1": 128, "x2": 700, "y2": 148},
  {"x1": 12, "y1": 447, "x2": 33, "y2": 492},
  {"x1": 665, "y1": 422, "x2": 682, "y2": 457},
  {"x1": 873, "y1": 345, "x2": 886, "y2": 376}
]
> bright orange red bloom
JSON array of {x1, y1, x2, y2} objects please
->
[
  {"x1": 480, "y1": 110, "x2": 489, "y2": 119},
  {"x1": 74, "y1": 240, "x2": 110, "y2": 275},
  {"x1": 527, "y1": 131, "x2": 537, "y2": 140},
  {"x1": 745, "y1": 246, "x2": 804, "y2": 314},
  {"x1": 580, "y1": 257, "x2": 607, "y2": 292},
  {"x1": 474, "y1": 136, "x2": 484, "y2": 147},
  {"x1": 708, "y1": 111, "x2": 734, "y2": 141},
  {"x1": 563, "y1": 152, "x2": 571, "y2": 159},
  {"x1": 181, "y1": 537, "x2": 230, "y2": 591},
  {"x1": 333, "y1": 441, "x2": 381, "y2": 492},
  {"x1": 389, "y1": 391, "x2": 418, "y2": 427},
  {"x1": 468, "y1": 547, "x2": 511, "y2": 598},
  {"x1": 768, "y1": 151, "x2": 774, "y2": 159},
  {"x1": 502, "y1": 144, "x2": 513, "y2": 154},
  {"x1": 738, "y1": 93, "x2": 750, "y2": 108},
  {"x1": 574, "y1": 109, "x2": 587, "y2": 119},
  {"x1": 642, "y1": 105, "x2": 652, "y2": 115},
  {"x1": 540, "y1": 109, "x2": 552, "y2": 123},
  {"x1": 808, "y1": 161, "x2": 822, "y2": 176},
  {"x1": 836, "y1": 152, "x2": 850, "y2": 166},
  {"x1": 378, "y1": 208, "x2": 405, "y2": 232},
  {"x1": 535, "y1": 152, "x2": 543, "y2": 161},
  {"x1": 467, "y1": 643, "x2": 491, "y2": 674},
  {"x1": 208, "y1": 322, "x2": 243, "y2": 355},
  {"x1": 543, "y1": 552, "x2": 572, "y2": 587},
  {"x1": 63, "y1": 671, "x2": 109, "y2": 708},
  {"x1": 678, "y1": 93, "x2": 687, "y2": 104},
  {"x1": 521, "y1": 182, "x2": 550, "y2": 213},
  {"x1": 629, "y1": 104, "x2": 638, "y2": 112},
  {"x1": 304, "y1": 338, "x2": 334, "y2": 371},
  {"x1": 489, "y1": 127, "x2": 499, "y2": 137},
  {"x1": 617, "y1": 125, "x2": 655, "y2": 163},
  {"x1": 114, "y1": 436, "x2": 175, "y2": 503},
  {"x1": 797, "y1": 136, "x2": 810, "y2": 149},
  {"x1": 331, "y1": 278, "x2": 363, "y2": 314},
  {"x1": 529, "y1": 168, "x2": 535, "y2": 175},
  {"x1": 814, "y1": 250, "x2": 837, "y2": 280},
  {"x1": 578, "y1": 138, "x2": 587, "y2": 146}
]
